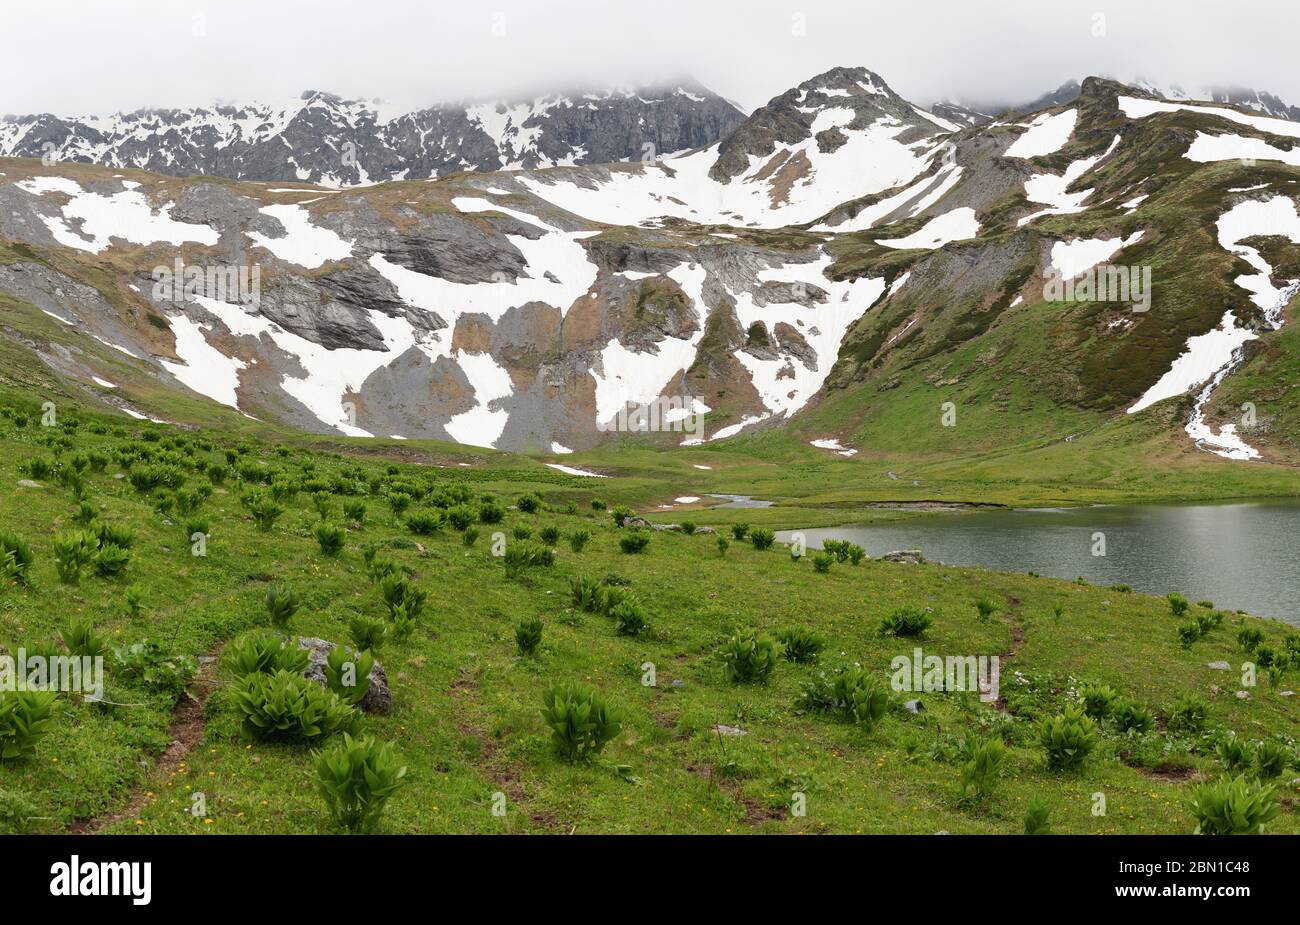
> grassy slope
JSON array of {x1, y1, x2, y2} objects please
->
[{"x1": 0, "y1": 391, "x2": 1297, "y2": 835}]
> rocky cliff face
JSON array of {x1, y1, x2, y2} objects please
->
[{"x1": 0, "y1": 83, "x2": 747, "y2": 186}]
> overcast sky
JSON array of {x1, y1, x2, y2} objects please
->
[{"x1": 4, "y1": 0, "x2": 1299, "y2": 116}]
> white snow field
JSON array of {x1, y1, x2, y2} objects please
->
[
  {"x1": 18, "y1": 176, "x2": 220, "y2": 253},
  {"x1": 1003, "y1": 109, "x2": 1078, "y2": 159}
]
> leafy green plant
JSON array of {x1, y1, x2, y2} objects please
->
[
  {"x1": 973, "y1": 598, "x2": 998, "y2": 622},
  {"x1": 222, "y1": 632, "x2": 310, "y2": 678},
  {"x1": 1167, "y1": 695, "x2": 1208, "y2": 734},
  {"x1": 503, "y1": 541, "x2": 555, "y2": 578},
  {"x1": 330, "y1": 603, "x2": 381, "y2": 647},
  {"x1": 462, "y1": 527, "x2": 479, "y2": 547},
  {"x1": 1078, "y1": 682, "x2": 1120, "y2": 720},
  {"x1": 72, "y1": 500, "x2": 98, "y2": 525},
  {"x1": 446, "y1": 505, "x2": 476, "y2": 530},
  {"x1": 1177, "y1": 622, "x2": 1203, "y2": 646},
  {"x1": 716, "y1": 536, "x2": 729, "y2": 556},
  {"x1": 750, "y1": 528, "x2": 775, "y2": 550},
  {"x1": 720, "y1": 630, "x2": 777, "y2": 684},
  {"x1": 0, "y1": 691, "x2": 57, "y2": 761},
  {"x1": 0, "y1": 531, "x2": 34, "y2": 586},
  {"x1": 775, "y1": 627, "x2": 824, "y2": 663},
  {"x1": 619, "y1": 531, "x2": 650, "y2": 554},
  {"x1": 1217, "y1": 737, "x2": 1251, "y2": 771},
  {"x1": 52, "y1": 530, "x2": 95, "y2": 584},
  {"x1": 1237, "y1": 626, "x2": 1264, "y2": 652},
  {"x1": 314, "y1": 521, "x2": 346, "y2": 556},
  {"x1": 1112, "y1": 698, "x2": 1154, "y2": 734},
  {"x1": 387, "y1": 492, "x2": 412, "y2": 516},
  {"x1": 478, "y1": 500, "x2": 504, "y2": 524},
  {"x1": 610, "y1": 505, "x2": 634, "y2": 527},
  {"x1": 511, "y1": 525, "x2": 533, "y2": 541},
  {"x1": 110, "y1": 641, "x2": 197, "y2": 698},
  {"x1": 959, "y1": 738, "x2": 1006, "y2": 803},
  {"x1": 1167, "y1": 593, "x2": 1189, "y2": 618},
  {"x1": 540, "y1": 683, "x2": 622, "y2": 762},
  {"x1": 314, "y1": 733, "x2": 407, "y2": 833},
  {"x1": 1253, "y1": 741, "x2": 1289, "y2": 780},
  {"x1": 59, "y1": 618, "x2": 107, "y2": 657},
  {"x1": 1023, "y1": 796, "x2": 1052, "y2": 834},
  {"x1": 124, "y1": 584, "x2": 145, "y2": 618},
  {"x1": 539, "y1": 525, "x2": 560, "y2": 545},
  {"x1": 811, "y1": 552, "x2": 833, "y2": 573},
  {"x1": 92, "y1": 542, "x2": 130, "y2": 578},
  {"x1": 678, "y1": 521, "x2": 696, "y2": 536},
  {"x1": 232, "y1": 670, "x2": 357, "y2": 741},
  {"x1": 265, "y1": 584, "x2": 301, "y2": 630},
  {"x1": 515, "y1": 617, "x2": 543, "y2": 656},
  {"x1": 567, "y1": 529, "x2": 590, "y2": 552},
  {"x1": 325, "y1": 646, "x2": 374, "y2": 706},
  {"x1": 342, "y1": 500, "x2": 366, "y2": 524},
  {"x1": 1038, "y1": 705, "x2": 1097, "y2": 771},
  {"x1": 1190, "y1": 775, "x2": 1279, "y2": 834},
  {"x1": 405, "y1": 509, "x2": 444, "y2": 536},
  {"x1": 378, "y1": 576, "x2": 427, "y2": 624},
  {"x1": 879, "y1": 605, "x2": 933, "y2": 638},
  {"x1": 798, "y1": 667, "x2": 889, "y2": 729},
  {"x1": 610, "y1": 600, "x2": 647, "y2": 637},
  {"x1": 311, "y1": 490, "x2": 334, "y2": 519},
  {"x1": 241, "y1": 489, "x2": 285, "y2": 531},
  {"x1": 516, "y1": 493, "x2": 541, "y2": 514},
  {"x1": 730, "y1": 523, "x2": 750, "y2": 541}
]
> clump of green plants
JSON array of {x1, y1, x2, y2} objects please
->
[
  {"x1": 716, "y1": 536, "x2": 729, "y2": 556},
  {"x1": 610, "y1": 599, "x2": 648, "y2": 637},
  {"x1": 1023, "y1": 796, "x2": 1051, "y2": 835},
  {"x1": 511, "y1": 525, "x2": 533, "y2": 541},
  {"x1": 0, "y1": 531, "x2": 34, "y2": 586},
  {"x1": 750, "y1": 528, "x2": 775, "y2": 550},
  {"x1": 540, "y1": 682, "x2": 622, "y2": 762},
  {"x1": 265, "y1": 584, "x2": 302, "y2": 630},
  {"x1": 730, "y1": 523, "x2": 750, "y2": 541},
  {"x1": 503, "y1": 541, "x2": 555, "y2": 578},
  {"x1": 52, "y1": 530, "x2": 96, "y2": 584},
  {"x1": 342, "y1": 500, "x2": 366, "y2": 524},
  {"x1": 619, "y1": 531, "x2": 650, "y2": 554},
  {"x1": 232, "y1": 670, "x2": 357, "y2": 741},
  {"x1": 1167, "y1": 694, "x2": 1208, "y2": 734},
  {"x1": 516, "y1": 493, "x2": 541, "y2": 514},
  {"x1": 1216, "y1": 736, "x2": 1251, "y2": 771},
  {"x1": 462, "y1": 527, "x2": 479, "y2": 547},
  {"x1": 223, "y1": 632, "x2": 311, "y2": 677},
  {"x1": 567, "y1": 529, "x2": 590, "y2": 552},
  {"x1": 590, "y1": 498, "x2": 606, "y2": 511},
  {"x1": 1077, "y1": 682, "x2": 1120, "y2": 720},
  {"x1": 879, "y1": 605, "x2": 933, "y2": 638},
  {"x1": 311, "y1": 491, "x2": 334, "y2": 519},
  {"x1": 348, "y1": 614, "x2": 388, "y2": 652},
  {"x1": 1038, "y1": 705, "x2": 1097, "y2": 771},
  {"x1": 610, "y1": 505, "x2": 634, "y2": 527},
  {"x1": 478, "y1": 500, "x2": 505, "y2": 524},
  {"x1": 515, "y1": 617, "x2": 544, "y2": 656},
  {"x1": 720, "y1": 630, "x2": 778, "y2": 684},
  {"x1": 59, "y1": 618, "x2": 107, "y2": 657},
  {"x1": 1177, "y1": 621, "x2": 1203, "y2": 647},
  {"x1": 405, "y1": 509, "x2": 444, "y2": 536},
  {"x1": 1253, "y1": 740, "x2": 1290, "y2": 780},
  {"x1": 1167, "y1": 593, "x2": 1189, "y2": 618},
  {"x1": 314, "y1": 733, "x2": 407, "y2": 833},
  {"x1": 446, "y1": 505, "x2": 476, "y2": 530},
  {"x1": 959, "y1": 737, "x2": 1006, "y2": 804},
  {"x1": 314, "y1": 522, "x2": 346, "y2": 556},
  {"x1": 678, "y1": 521, "x2": 696, "y2": 536},
  {"x1": 1189, "y1": 775, "x2": 1279, "y2": 834},
  {"x1": 811, "y1": 552, "x2": 833, "y2": 573},
  {"x1": 798, "y1": 667, "x2": 890, "y2": 730},
  {"x1": 0, "y1": 691, "x2": 58, "y2": 762},
  {"x1": 1237, "y1": 626, "x2": 1264, "y2": 652},
  {"x1": 110, "y1": 641, "x2": 197, "y2": 698},
  {"x1": 241, "y1": 489, "x2": 285, "y2": 532},
  {"x1": 775, "y1": 627, "x2": 825, "y2": 663},
  {"x1": 387, "y1": 492, "x2": 412, "y2": 516},
  {"x1": 124, "y1": 584, "x2": 145, "y2": 619},
  {"x1": 973, "y1": 598, "x2": 998, "y2": 622},
  {"x1": 325, "y1": 646, "x2": 374, "y2": 706},
  {"x1": 1112, "y1": 698, "x2": 1154, "y2": 734}
]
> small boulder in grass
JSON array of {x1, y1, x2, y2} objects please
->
[{"x1": 297, "y1": 636, "x2": 392, "y2": 713}]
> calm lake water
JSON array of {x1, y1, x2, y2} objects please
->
[{"x1": 776, "y1": 501, "x2": 1300, "y2": 625}]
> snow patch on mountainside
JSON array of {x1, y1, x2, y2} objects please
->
[
  {"x1": 19, "y1": 176, "x2": 220, "y2": 253},
  {"x1": 1118, "y1": 97, "x2": 1300, "y2": 140},
  {"x1": 877, "y1": 207, "x2": 979, "y2": 250},
  {"x1": 1004, "y1": 109, "x2": 1078, "y2": 159}
]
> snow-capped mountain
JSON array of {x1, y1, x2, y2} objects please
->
[
  {"x1": 0, "y1": 83, "x2": 747, "y2": 186},
  {"x1": 3, "y1": 66, "x2": 1300, "y2": 463}
]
